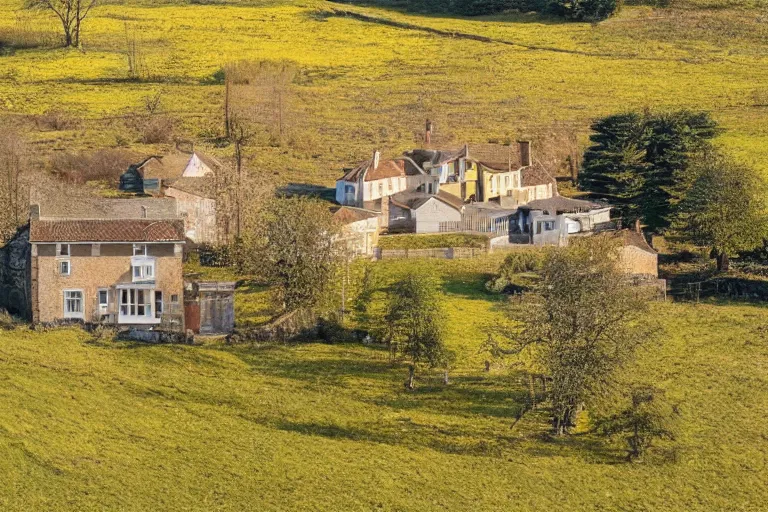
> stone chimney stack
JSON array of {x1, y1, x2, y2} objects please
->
[
  {"x1": 518, "y1": 140, "x2": 531, "y2": 167},
  {"x1": 635, "y1": 219, "x2": 642, "y2": 234},
  {"x1": 425, "y1": 119, "x2": 433, "y2": 145},
  {"x1": 372, "y1": 150, "x2": 381, "y2": 171}
]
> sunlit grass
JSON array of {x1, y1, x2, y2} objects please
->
[{"x1": 1, "y1": 256, "x2": 767, "y2": 510}]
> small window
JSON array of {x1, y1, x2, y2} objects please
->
[
  {"x1": 544, "y1": 221, "x2": 555, "y2": 231},
  {"x1": 133, "y1": 266, "x2": 142, "y2": 279},
  {"x1": 98, "y1": 289, "x2": 109, "y2": 314},
  {"x1": 137, "y1": 290, "x2": 146, "y2": 316},
  {"x1": 63, "y1": 290, "x2": 83, "y2": 318},
  {"x1": 57, "y1": 244, "x2": 70, "y2": 257},
  {"x1": 171, "y1": 294, "x2": 179, "y2": 304},
  {"x1": 133, "y1": 244, "x2": 147, "y2": 256},
  {"x1": 59, "y1": 260, "x2": 70, "y2": 276},
  {"x1": 155, "y1": 291, "x2": 163, "y2": 319},
  {"x1": 144, "y1": 265, "x2": 154, "y2": 278}
]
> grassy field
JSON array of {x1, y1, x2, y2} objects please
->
[
  {"x1": 1, "y1": 256, "x2": 767, "y2": 511},
  {"x1": 0, "y1": 0, "x2": 766, "y2": 185}
]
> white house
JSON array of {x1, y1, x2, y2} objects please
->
[
  {"x1": 331, "y1": 206, "x2": 381, "y2": 257},
  {"x1": 386, "y1": 190, "x2": 464, "y2": 234},
  {"x1": 335, "y1": 151, "x2": 437, "y2": 210}
]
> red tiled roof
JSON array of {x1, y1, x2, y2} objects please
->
[
  {"x1": 339, "y1": 157, "x2": 424, "y2": 182},
  {"x1": 30, "y1": 219, "x2": 185, "y2": 243}
]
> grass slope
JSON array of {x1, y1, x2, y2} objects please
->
[
  {"x1": 1, "y1": 257, "x2": 767, "y2": 511},
  {"x1": 0, "y1": 0, "x2": 766, "y2": 184}
]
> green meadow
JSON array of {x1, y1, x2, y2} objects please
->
[{"x1": 1, "y1": 257, "x2": 768, "y2": 511}]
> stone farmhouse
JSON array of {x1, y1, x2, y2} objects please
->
[
  {"x1": 0, "y1": 198, "x2": 186, "y2": 329},
  {"x1": 120, "y1": 147, "x2": 221, "y2": 246}
]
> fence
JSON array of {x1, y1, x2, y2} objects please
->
[
  {"x1": 439, "y1": 213, "x2": 511, "y2": 234},
  {"x1": 374, "y1": 247, "x2": 489, "y2": 260}
]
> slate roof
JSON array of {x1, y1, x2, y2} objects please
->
[
  {"x1": 339, "y1": 156, "x2": 425, "y2": 182},
  {"x1": 138, "y1": 151, "x2": 220, "y2": 180},
  {"x1": 522, "y1": 196, "x2": 603, "y2": 214},
  {"x1": 331, "y1": 206, "x2": 381, "y2": 225},
  {"x1": 389, "y1": 190, "x2": 464, "y2": 212},
  {"x1": 30, "y1": 219, "x2": 185, "y2": 243},
  {"x1": 38, "y1": 197, "x2": 178, "y2": 220},
  {"x1": 165, "y1": 177, "x2": 217, "y2": 199},
  {"x1": 521, "y1": 164, "x2": 557, "y2": 187}
]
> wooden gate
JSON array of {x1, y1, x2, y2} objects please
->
[
  {"x1": 184, "y1": 301, "x2": 201, "y2": 333},
  {"x1": 198, "y1": 282, "x2": 236, "y2": 334}
]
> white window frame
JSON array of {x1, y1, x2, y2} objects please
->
[
  {"x1": 56, "y1": 243, "x2": 70, "y2": 257},
  {"x1": 155, "y1": 291, "x2": 163, "y2": 319},
  {"x1": 98, "y1": 288, "x2": 109, "y2": 315},
  {"x1": 59, "y1": 260, "x2": 71, "y2": 276},
  {"x1": 63, "y1": 289, "x2": 84, "y2": 319},
  {"x1": 133, "y1": 244, "x2": 148, "y2": 256},
  {"x1": 118, "y1": 287, "x2": 158, "y2": 324}
]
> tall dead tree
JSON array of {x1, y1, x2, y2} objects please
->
[
  {"x1": 26, "y1": 0, "x2": 97, "y2": 48},
  {"x1": 0, "y1": 129, "x2": 28, "y2": 243}
]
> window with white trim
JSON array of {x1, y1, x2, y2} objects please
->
[
  {"x1": 119, "y1": 289, "x2": 153, "y2": 318},
  {"x1": 133, "y1": 244, "x2": 147, "y2": 256},
  {"x1": 59, "y1": 260, "x2": 70, "y2": 276},
  {"x1": 155, "y1": 291, "x2": 163, "y2": 319},
  {"x1": 63, "y1": 290, "x2": 83, "y2": 318},
  {"x1": 98, "y1": 289, "x2": 109, "y2": 314},
  {"x1": 57, "y1": 244, "x2": 70, "y2": 257}
]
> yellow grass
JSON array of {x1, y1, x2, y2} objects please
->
[{"x1": 0, "y1": 0, "x2": 765, "y2": 185}]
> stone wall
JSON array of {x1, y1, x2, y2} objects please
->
[
  {"x1": 34, "y1": 242, "x2": 184, "y2": 324},
  {"x1": 618, "y1": 246, "x2": 658, "y2": 278},
  {"x1": 0, "y1": 227, "x2": 31, "y2": 318}
]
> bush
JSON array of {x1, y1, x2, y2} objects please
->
[
  {"x1": 139, "y1": 115, "x2": 176, "y2": 144},
  {"x1": 0, "y1": 309, "x2": 16, "y2": 330},
  {"x1": 549, "y1": 0, "x2": 620, "y2": 21},
  {"x1": 198, "y1": 244, "x2": 234, "y2": 267},
  {"x1": 35, "y1": 109, "x2": 79, "y2": 131},
  {"x1": 50, "y1": 149, "x2": 140, "y2": 184},
  {"x1": 485, "y1": 250, "x2": 543, "y2": 294},
  {"x1": 378, "y1": 234, "x2": 488, "y2": 250}
]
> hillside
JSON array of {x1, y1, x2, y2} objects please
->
[
  {"x1": 1, "y1": 257, "x2": 767, "y2": 511},
  {"x1": 0, "y1": 0, "x2": 766, "y2": 186}
]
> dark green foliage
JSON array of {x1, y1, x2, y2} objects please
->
[
  {"x1": 580, "y1": 110, "x2": 719, "y2": 232},
  {"x1": 595, "y1": 385, "x2": 679, "y2": 461},
  {"x1": 549, "y1": 0, "x2": 619, "y2": 21},
  {"x1": 672, "y1": 151, "x2": 768, "y2": 271},
  {"x1": 385, "y1": 273, "x2": 450, "y2": 389}
]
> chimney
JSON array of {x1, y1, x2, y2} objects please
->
[
  {"x1": 635, "y1": 219, "x2": 642, "y2": 234},
  {"x1": 29, "y1": 204, "x2": 40, "y2": 221},
  {"x1": 372, "y1": 150, "x2": 381, "y2": 171},
  {"x1": 518, "y1": 140, "x2": 531, "y2": 167},
  {"x1": 425, "y1": 119, "x2": 433, "y2": 145}
]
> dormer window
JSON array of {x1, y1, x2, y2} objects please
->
[
  {"x1": 57, "y1": 244, "x2": 70, "y2": 257},
  {"x1": 133, "y1": 244, "x2": 147, "y2": 256}
]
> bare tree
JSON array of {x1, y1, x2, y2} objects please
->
[
  {"x1": 25, "y1": 0, "x2": 98, "y2": 48},
  {"x1": 0, "y1": 128, "x2": 28, "y2": 243},
  {"x1": 224, "y1": 60, "x2": 297, "y2": 145}
]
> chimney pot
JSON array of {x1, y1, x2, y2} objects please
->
[
  {"x1": 635, "y1": 219, "x2": 641, "y2": 234},
  {"x1": 518, "y1": 140, "x2": 531, "y2": 167}
]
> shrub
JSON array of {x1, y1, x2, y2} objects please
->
[
  {"x1": 549, "y1": 0, "x2": 620, "y2": 21},
  {"x1": 378, "y1": 234, "x2": 488, "y2": 250},
  {"x1": 50, "y1": 149, "x2": 140, "y2": 184},
  {"x1": 35, "y1": 109, "x2": 79, "y2": 131},
  {"x1": 139, "y1": 115, "x2": 176, "y2": 144},
  {"x1": 485, "y1": 250, "x2": 543, "y2": 294}
]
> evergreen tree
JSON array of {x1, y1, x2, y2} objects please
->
[
  {"x1": 579, "y1": 113, "x2": 648, "y2": 223},
  {"x1": 580, "y1": 110, "x2": 719, "y2": 232}
]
